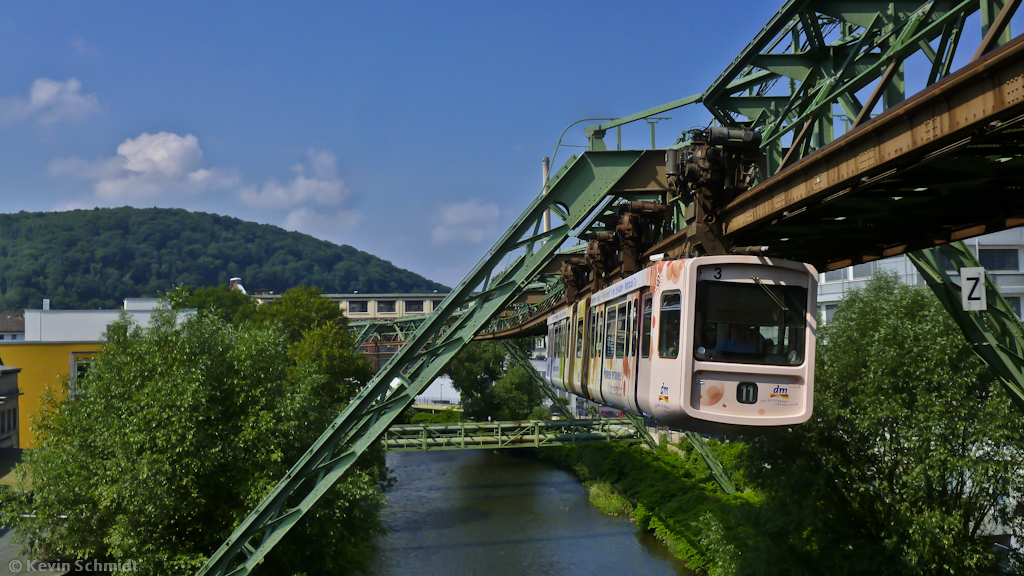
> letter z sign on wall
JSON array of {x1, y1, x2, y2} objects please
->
[{"x1": 961, "y1": 267, "x2": 987, "y2": 311}]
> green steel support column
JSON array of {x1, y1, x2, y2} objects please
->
[
  {"x1": 623, "y1": 412, "x2": 658, "y2": 451},
  {"x1": 909, "y1": 242, "x2": 1024, "y2": 411},
  {"x1": 196, "y1": 149, "x2": 645, "y2": 576},
  {"x1": 982, "y1": 0, "x2": 1012, "y2": 46},
  {"x1": 684, "y1": 431, "x2": 738, "y2": 494},
  {"x1": 501, "y1": 340, "x2": 577, "y2": 422}
]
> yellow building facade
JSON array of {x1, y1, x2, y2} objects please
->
[{"x1": 0, "y1": 343, "x2": 98, "y2": 447}]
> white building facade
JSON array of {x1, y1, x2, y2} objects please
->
[{"x1": 817, "y1": 229, "x2": 1024, "y2": 322}]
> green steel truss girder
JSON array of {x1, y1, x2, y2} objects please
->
[
  {"x1": 383, "y1": 418, "x2": 644, "y2": 451},
  {"x1": 350, "y1": 322, "x2": 378, "y2": 348},
  {"x1": 348, "y1": 312, "x2": 465, "y2": 347},
  {"x1": 576, "y1": 2, "x2": 1019, "y2": 182},
  {"x1": 700, "y1": 0, "x2": 1023, "y2": 174},
  {"x1": 909, "y1": 242, "x2": 1024, "y2": 410},
  {"x1": 195, "y1": 149, "x2": 645, "y2": 576}
]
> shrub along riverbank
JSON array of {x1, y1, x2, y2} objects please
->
[
  {"x1": 530, "y1": 274, "x2": 1024, "y2": 576},
  {"x1": 533, "y1": 440, "x2": 752, "y2": 573}
]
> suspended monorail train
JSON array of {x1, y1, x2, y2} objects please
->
[{"x1": 545, "y1": 256, "x2": 817, "y2": 433}]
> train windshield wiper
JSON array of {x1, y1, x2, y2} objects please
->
[{"x1": 752, "y1": 276, "x2": 788, "y2": 312}]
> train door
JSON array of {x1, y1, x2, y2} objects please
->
[
  {"x1": 591, "y1": 304, "x2": 607, "y2": 404},
  {"x1": 624, "y1": 292, "x2": 642, "y2": 415},
  {"x1": 564, "y1": 303, "x2": 576, "y2": 394},
  {"x1": 586, "y1": 304, "x2": 600, "y2": 402},
  {"x1": 635, "y1": 291, "x2": 654, "y2": 414},
  {"x1": 598, "y1": 297, "x2": 626, "y2": 406},
  {"x1": 649, "y1": 287, "x2": 684, "y2": 419},
  {"x1": 571, "y1": 301, "x2": 586, "y2": 395}
]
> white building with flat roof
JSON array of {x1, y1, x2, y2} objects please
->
[
  {"x1": 22, "y1": 298, "x2": 192, "y2": 343},
  {"x1": 817, "y1": 229, "x2": 1024, "y2": 322}
]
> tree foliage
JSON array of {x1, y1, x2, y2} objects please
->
[
  {"x1": 0, "y1": 294, "x2": 381, "y2": 575},
  {"x1": 166, "y1": 283, "x2": 258, "y2": 325},
  {"x1": 724, "y1": 272, "x2": 1024, "y2": 575},
  {"x1": 444, "y1": 340, "x2": 546, "y2": 420},
  {"x1": 0, "y1": 207, "x2": 447, "y2": 311}
]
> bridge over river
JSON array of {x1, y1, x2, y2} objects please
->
[{"x1": 384, "y1": 418, "x2": 645, "y2": 452}]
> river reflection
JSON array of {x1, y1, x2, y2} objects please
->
[{"x1": 365, "y1": 450, "x2": 693, "y2": 576}]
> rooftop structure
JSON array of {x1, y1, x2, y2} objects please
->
[{"x1": 254, "y1": 291, "x2": 450, "y2": 321}]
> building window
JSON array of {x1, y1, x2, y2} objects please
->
[
  {"x1": 851, "y1": 262, "x2": 874, "y2": 279},
  {"x1": 824, "y1": 304, "x2": 839, "y2": 323},
  {"x1": 1006, "y1": 296, "x2": 1022, "y2": 318},
  {"x1": 70, "y1": 353, "x2": 95, "y2": 398},
  {"x1": 824, "y1": 269, "x2": 845, "y2": 282},
  {"x1": 979, "y1": 248, "x2": 1019, "y2": 271},
  {"x1": 406, "y1": 300, "x2": 424, "y2": 313},
  {"x1": 349, "y1": 300, "x2": 368, "y2": 313},
  {"x1": 378, "y1": 301, "x2": 396, "y2": 313}
]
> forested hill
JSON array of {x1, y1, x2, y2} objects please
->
[{"x1": 0, "y1": 207, "x2": 448, "y2": 311}]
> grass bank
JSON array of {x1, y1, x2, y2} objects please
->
[{"x1": 533, "y1": 441, "x2": 755, "y2": 573}]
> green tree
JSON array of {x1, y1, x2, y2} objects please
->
[
  {"x1": 255, "y1": 286, "x2": 344, "y2": 342},
  {"x1": 444, "y1": 340, "x2": 545, "y2": 420},
  {"x1": 166, "y1": 283, "x2": 258, "y2": 325},
  {"x1": 0, "y1": 307, "x2": 383, "y2": 575},
  {"x1": 728, "y1": 272, "x2": 1024, "y2": 575},
  {"x1": 0, "y1": 206, "x2": 447, "y2": 312}
]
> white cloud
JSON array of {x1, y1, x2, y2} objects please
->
[
  {"x1": 430, "y1": 198, "x2": 501, "y2": 246},
  {"x1": 119, "y1": 132, "x2": 203, "y2": 177},
  {"x1": 239, "y1": 149, "x2": 350, "y2": 209},
  {"x1": 49, "y1": 131, "x2": 239, "y2": 201},
  {"x1": 0, "y1": 78, "x2": 99, "y2": 125}
]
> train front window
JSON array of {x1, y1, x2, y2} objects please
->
[{"x1": 693, "y1": 280, "x2": 808, "y2": 366}]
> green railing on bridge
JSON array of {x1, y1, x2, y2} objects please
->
[{"x1": 384, "y1": 418, "x2": 644, "y2": 452}]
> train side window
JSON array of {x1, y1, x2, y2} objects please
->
[
  {"x1": 605, "y1": 306, "x2": 617, "y2": 359},
  {"x1": 615, "y1": 303, "x2": 627, "y2": 358},
  {"x1": 576, "y1": 318, "x2": 584, "y2": 358},
  {"x1": 641, "y1": 295, "x2": 652, "y2": 358},
  {"x1": 625, "y1": 301, "x2": 633, "y2": 357},
  {"x1": 658, "y1": 291, "x2": 682, "y2": 358}
]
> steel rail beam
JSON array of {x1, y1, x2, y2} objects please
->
[
  {"x1": 195, "y1": 149, "x2": 646, "y2": 576},
  {"x1": 720, "y1": 34, "x2": 1024, "y2": 241}
]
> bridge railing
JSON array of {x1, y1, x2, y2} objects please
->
[{"x1": 384, "y1": 418, "x2": 643, "y2": 451}]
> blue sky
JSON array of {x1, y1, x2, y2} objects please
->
[{"x1": 0, "y1": 1, "x2": 986, "y2": 287}]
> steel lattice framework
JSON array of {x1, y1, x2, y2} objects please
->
[{"x1": 196, "y1": 2, "x2": 1022, "y2": 574}]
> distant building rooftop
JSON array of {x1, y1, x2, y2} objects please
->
[{"x1": 0, "y1": 313, "x2": 24, "y2": 333}]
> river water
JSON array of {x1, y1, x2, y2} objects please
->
[{"x1": 366, "y1": 450, "x2": 693, "y2": 576}]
